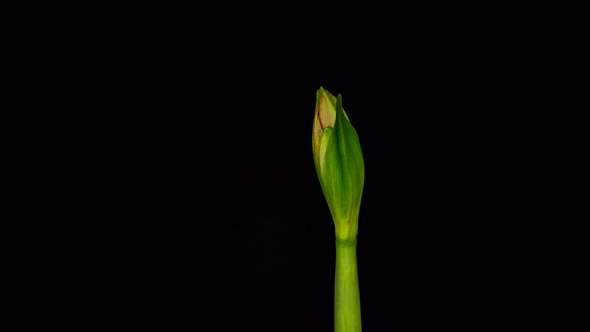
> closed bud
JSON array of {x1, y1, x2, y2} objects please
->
[{"x1": 312, "y1": 87, "x2": 365, "y2": 240}]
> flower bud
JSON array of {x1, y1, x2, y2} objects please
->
[{"x1": 312, "y1": 87, "x2": 365, "y2": 240}]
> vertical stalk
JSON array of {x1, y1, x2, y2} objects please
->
[{"x1": 335, "y1": 238, "x2": 361, "y2": 332}]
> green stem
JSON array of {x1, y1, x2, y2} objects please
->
[{"x1": 335, "y1": 238, "x2": 362, "y2": 332}]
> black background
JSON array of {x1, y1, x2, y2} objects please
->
[{"x1": 1, "y1": 81, "x2": 589, "y2": 331}]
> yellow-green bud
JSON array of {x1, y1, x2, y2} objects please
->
[{"x1": 312, "y1": 87, "x2": 365, "y2": 241}]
